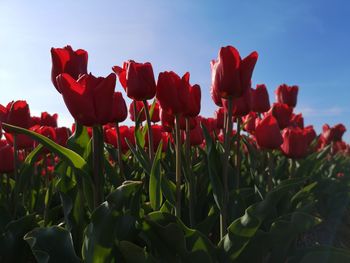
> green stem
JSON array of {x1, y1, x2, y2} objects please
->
[
  {"x1": 12, "y1": 134, "x2": 19, "y2": 217},
  {"x1": 175, "y1": 115, "x2": 182, "y2": 218},
  {"x1": 267, "y1": 151, "x2": 274, "y2": 191},
  {"x1": 133, "y1": 100, "x2": 138, "y2": 150},
  {"x1": 115, "y1": 122, "x2": 125, "y2": 181},
  {"x1": 289, "y1": 158, "x2": 296, "y2": 179},
  {"x1": 92, "y1": 126, "x2": 103, "y2": 208},
  {"x1": 235, "y1": 117, "x2": 241, "y2": 189},
  {"x1": 143, "y1": 100, "x2": 154, "y2": 162},
  {"x1": 221, "y1": 97, "x2": 233, "y2": 239},
  {"x1": 185, "y1": 118, "x2": 195, "y2": 227}
]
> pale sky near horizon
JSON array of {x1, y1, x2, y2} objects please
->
[{"x1": 0, "y1": 0, "x2": 349, "y2": 141}]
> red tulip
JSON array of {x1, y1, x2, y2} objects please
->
[
  {"x1": 0, "y1": 140, "x2": 14, "y2": 173},
  {"x1": 105, "y1": 126, "x2": 134, "y2": 153},
  {"x1": 250, "y1": 84, "x2": 270, "y2": 113},
  {"x1": 280, "y1": 127, "x2": 309, "y2": 159},
  {"x1": 111, "y1": 92, "x2": 127, "y2": 123},
  {"x1": 303, "y1": 125, "x2": 316, "y2": 145},
  {"x1": 242, "y1": 111, "x2": 257, "y2": 134},
  {"x1": 2, "y1": 100, "x2": 31, "y2": 129},
  {"x1": 211, "y1": 45, "x2": 258, "y2": 99},
  {"x1": 51, "y1": 45, "x2": 88, "y2": 93},
  {"x1": 269, "y1": 103, "x2": 293, "y2": 129},
  {"x1": 150, "y1": 102, "x2": 160, "y2": 123},
  {"x1": 129, "y1": 100, "x2": 146, "y2": 122},
  {"x1": 56, "y1": 73, "x2": 116, "y2": 126},
  {"x1": 179, "y1": 116, "x2": 197, "y2": 130},
  {"x1": 214, "y1": 107, "x2": 225, "y2": 129},
  {"x1": 290, "y1": 113, "x2": 304, "y2": 129},
  {"x1": 156, "y1": 71, "x2": 189, "y2": 116},
  {"x1": 322, "y1": 124, "x2": 346, "y2": 143},
  {"x1": 222, "y1": 88, "x2": 251, "y2": 117},
  {"x1": 255, "y1": 115, "x2": 283, "y2": 150},
  {"x1": 4, "y1": 133, "x2": 33, "y2": 150},
  {"x1": 55, "y1": 127, "x2": 70, "y2": 146},
  {"x1": 41, "y1": 112, "x2": 58, "y2": 127},
  {"x1": 188, "y1": 121, "x2": 204, "y2": 146},
  {"x1": 145, "y1": 125, "x2": 164, "y2": 149},
  {"x1": 182, "y1": 72, "x2": 201, "y2": 117},
  {"x1": 160, "y1": 107, "x2": 174, "y2": 132},
  {"x1": 275, "y1": 84, "x2": 298, "y2": 108},
  {"x1": 112, "y1": 60, "x2": 156, "y2": 101},
  {"x1": 210, "y1": 85, "x2": 223, "y2": 107},
  {"x1": 30, "y1": 116, "x2": 41, "y2": 126}
]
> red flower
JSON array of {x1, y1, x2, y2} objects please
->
[
  {"x1": 5, "y1": 133, "x2": 33, "y2": 150},
  {"x1": 56, "y1": 73, "x2": 116, "y2": 126},
  {"x1": 156, "y1": 71, "x2": 189, "y2": 116},
  {"x1": 111, "y1": 92, "x2": 127, "y2": 123},
  {"x1": 214, "y1": 107, "x2": 225, "y2": 129},
  {"x1": 105, "y1": 126, "x2": 134, "y2": 152},
  {"x1": 113, "y1": 60, "x2": 156, "y2": 101},
  {"x1": 303, "y1": 125, "x2": 316, "y2": 145},
  {"x1": 255, "y1": 115, "x2": 283, "y2": 150},
  {"x1": 55, "y1": 127, "x2": 70, "y2": 146},
  {"x1": 41, "y1": 112, "x2": 58, "y2": 127},
  {"x1": 322, "y1": 124, "x2": 347, "y2": 143},
  {"x1": 51, "y1": 45, "x2": 88, "y2": 93},
  {"x1": 0, "y1": 140, "x2": 14, "y2": 173},
  {"x1": 242, "y1": 111, "x2": 257, "y2": 134},
  {"x1": 179, "y1": 116, "x2": 197, "y2": 130},
  {"x1": 280, "y1": 127, "x2": 308, "y2": 159},
  {"x1": 160, "y1": 107, "x2": 174, "y2": 132},
  {"x1": 210, "y1": 85, "x2": 223, "y2": 107},
  {"x1": 30, "y1": 116, "x2": 42, "y2": 126},
  {"x1": 182, "y1": 72, "x2": 201, "y2": 117},
  {"x1": 275, "y1": 84, "x2": 298, "y2": 108},
  {"x1": 150, "y1": 102, "x2": 160, "y2": 123},
  {"x1": 129, "y1": 100, "x2": 146, "y2": 122},
  {"x1": 145, "y1": 125, "x2": 164, "y2": 149},
  {"x1": 250, "y1": 84, "x2": 270, "y2": 113},
  {"x1": 222, "y1": 88, "x2": 251, "y2": 117},
  {"x1": 188, "y1": 121, "x2": 204, "y2": 146},
  {"x1": 290, "y1": 113, "x2": 304, "y2": 129},
  {"x1": 268, "y1": 103, "x2": 293, "y2": 129},
  {"x1": 2, "y1": 100, "x2": 31, "y2": 129},
  {"x1": 211, "y1": 46, "x2": 258, "y2": 99}
]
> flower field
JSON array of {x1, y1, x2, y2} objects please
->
[{"x1": 0, "y1": 45, "x2": 350, "y2": 262}]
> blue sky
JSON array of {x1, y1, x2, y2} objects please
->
[{"x1": 0, "y1": 0, "x2": 349, "y2": 141}]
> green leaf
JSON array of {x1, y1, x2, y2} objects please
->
[
  {"x1": 219, "y1": 178, "x2": 307, "y2": 261},
  {"x1": 149, "y1": 142, "x2": 163, "y2": 210},
  {"x1": 117, "y1": 241, "x2": 156, "y2": 263},
  {"x1": 24, "y1": 226, "x2": 81, "y2": 263},
  {"x1": 201, "y1": 124, "x2": 224, "y2": 211},
  {"x1": 2, "y1": 123, "x2": 89, "y2": 178}
]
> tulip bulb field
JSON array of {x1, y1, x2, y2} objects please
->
[{"x1": 1, "y1": 45, "x2": 350, "y2": 263}]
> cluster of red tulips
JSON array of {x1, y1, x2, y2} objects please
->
[
  {"x1": 1, "y1": 45, "x2": 348, "y2": 175},
  {"x1": 1, "y1": 44, "x2": 350, "y2": 262}
]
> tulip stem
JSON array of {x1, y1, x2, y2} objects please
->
[
  {"x1": 12, "y1": 134, "x2": 19, "y2": 217},
  {"x1": 289, "y1": 158, "x2": 296, "y2": 179},
  {"x1": 115, "y1": 122, "x2": 125, "y2": 181},
  {"x1": 175, "y1": 115, "x2": 182, "y2": 218},
  {"x1": 221, "y1": 97, "x2": 233, "y2": 239},
  {"x1": 267, "y1": 151, "x2": 274, "y2": 191},
  {"x1": 143, "y1": 100, "x2": 154, "y2": 162},
  {"x1": 235, "y1": 117, "x2": 241, "y2": 189},
  {"x1": 133, "y1": 100, "x2": 138, "y2": 151},
  {"x1": 92, "y1": 126, "x2": 103, "y2": 208},
  {"x1": 185, "y1": 118, "x2": 195, "y2": 227}
]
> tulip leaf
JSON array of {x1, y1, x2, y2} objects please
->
[
  {"x1": 201, "y1": 123, "x2": 224, "y2": 210},
  {"x1": 149, "y1": 142, "x2": 163, "y2": 210},
  {"x1": 2, "y1": 123, "x2": 89, "y2": 178},
  {"x1": 24, "y1": 226, "x2": 81, "y2": 263}
]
